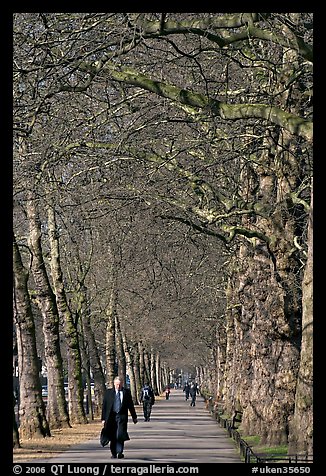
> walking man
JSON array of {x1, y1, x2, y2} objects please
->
[
  {"x1": 189, "y1": 382, "x2": 199, "y2": 407},
  {"x1": 139, "y1": 382, "x2": 155, "y2": 421},
  {"x1": 101, "y1": 376, "x2": 138, "y2": 459}
]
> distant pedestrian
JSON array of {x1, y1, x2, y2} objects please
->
[
  {"x1": 183, "y1": 382, "x2": 190, "y2": 401},
  {"x1": 189, "y1": 382, "x2": 199, "y2": 407},
  {"x1": 101, "y1": 376, "x2": 138, "y2": 459},
  {"x1": 140, "y1": 383, "x2": 155, "y2": 421},
  {"x1": 165, "y1": 385, "x2": 171, "y2": 400}
]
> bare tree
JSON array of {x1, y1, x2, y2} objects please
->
[
  {"x1": 26, "y1": 191, "x2": 70, "y2": 430},
  {"x1": 13, "y1": 234, "x2": 50, "y2": 438},
  {"x1": 13, "y1": 12, "x2": 313, "y2": 451}
]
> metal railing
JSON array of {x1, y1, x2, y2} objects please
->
[
  {"x1": 252, "y1": 454, "x2": 314, "y2": 464},
  {"x1": 205, "y1": 397, "x2": 313, "y2": 464}
]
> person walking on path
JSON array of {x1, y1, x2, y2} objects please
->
[
  {"x1": 165, "y1": 385, "x2": 171, "y2": 400},
  {"x1": 139, "y1": 382, "x2": 155, "y2": 421},
  {"x1": 101, "y1": 375, "x2": 138, "y2": 459},
  {"x1": 34, "y1": 381, "x2": 242, "y2": 464},
  {"x1": 189, "y1": 382, "x2": 199, "y2": 407},
  {"x1": 183, "y1": 382, "x2": 190, "y2": 401}
]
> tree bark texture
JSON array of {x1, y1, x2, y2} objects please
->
[
  {"x1": 138, "y1": 341, "x2": 146, "y2": 385},
  {"x1": 47, "y1": 204, "x2": 87, "y2": 424},
  {"x1": 288, "y1": 187, "x2": 313, "y2": 455},
  {"x1": 115, "y1": 314, "x2": 127, "y2": 383},
  {"x1": 79, "y1": 289, "x2": 106, "y2": 417},
  {"x1": 122, "y1": 332, "x2": 138, "y2": 403},
  {"x1": 150, "y1": 349, "x2": 157, "y2": 394},
  {"x1": 155, "y1": 353, "x2": 162, "y2": 395},
  {"x1": 224, "y1": 237, "x2": 301, "y2": 445},
  {"x1": 105, "y1": 247, "x2": 118, "y2": 387},
  {"x1": 26, "y1": 194, "x2": 70, "y2": 429},
  {"x1": 132, "y1": 344, "x2": 142, "y2": 402},
  {"x1": 13, "y1": 404, "x2": 20, "y2": 448},
  {"x1": 13, "y1": 236, "x2": 51, "y2": 439},
  {"x1": 105, "y1": 302, "x2": 116, "y2": 388}
]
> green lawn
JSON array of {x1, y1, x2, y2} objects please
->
[{"x1": 238, "y1": 432, "x2": 288, "y2": 460}]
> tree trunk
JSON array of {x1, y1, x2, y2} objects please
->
[
  {"x1": 47, "y1": 204, "x2": 87, "y2": 424},
  {"x1": 13, "y1": 403, "x2": 20, "y2": 448},
  {"x1": 77, "y1": 305, "x2": 96, "y2": 421},
  {"x1": 105, "y1": 247, "x2": 118, "y2": 387},
  {"x1": 154, "y1": 352, "x2": 163, "y2": 395},
  {"x1": 223, "y1": 83, "x2": 306, "y2": 442},
  {"x1": 238, "y1": 251, "x2": 301, "y2": 445},
  {"x1": 122, "y1": 333, "x2": 137, "y2": 403},
  {"x1": 78, "y1": 287, "x2": 106, "y2": 417},
  {"x1": 288, "y1": 186, "x2": 313, "y2": 455},
  {"x1": 216, "y1": 318, "x2": 227, "y2": 399},
  {"x1": 26, "y1": 194, "x2": 70, "y2": 429},
  {"x1": 143, "y1": 351, "x2": 151, "y2": 387},
  {"x1": 239, "y1": 124, "x2": 304, "y2": 445},
  {"x1": 149, "y1": 348, "x2": 157, "y2": 394},
  {"x1": 105, "y1": 300, "x2": 116, "y2": 387},
  {"x1": 79, "y1": 339, "x2": 93, "y2": 420},
  {"x1": 223, "y1": 275, "x2": 240, "y2": 416},
  {"x1": 132, "y1": 344, "x2": 141, "y2": 402},
  {"x1": 115, "y1": 314, "x2": 127, "y2": 382},
  {"x1": 224, "y1": 204, "x2": 302, "y2": 445},
  {"x1": 13, "y1": 235, "x2": 51, "y2": 439},
  {"x1": 162, "y1": 365, "x2": 169, "y2": 388},
  {"x1": 138, "y1": 341, "x2": 146, "y2": 385}
]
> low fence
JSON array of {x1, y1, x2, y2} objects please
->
[{"x1": 205, "y1": 397, "x2": 313, "y2": 464}]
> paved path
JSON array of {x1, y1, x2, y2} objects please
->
[{"x1": 39, "y1": 389, "x2": 241, "y2": 463}]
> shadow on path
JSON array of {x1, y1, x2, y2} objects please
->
[{"x1": 38, "y1": 389, "x2": 242, "y2": 463}]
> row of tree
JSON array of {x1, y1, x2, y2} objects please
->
[{"x1": 13, "y1": 13, "x2": 313, "y2": 454}]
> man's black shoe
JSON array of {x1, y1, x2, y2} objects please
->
[
  {"x1": 111, "y1": 453, "x2": 117, "y2": 459},
  {"x1": 117, "y1": 453, "x2": 124, "y2": 459}
]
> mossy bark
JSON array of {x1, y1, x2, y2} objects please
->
[
  {"x1": 95, "y1": 65, "x2": 312, "y2": 142},
  {"x1": 26, "y1": 194, "x2": 70, "y2": 430},
  {"x1": 13, "y1": 236, "x2": 51, "y2": 439},
  {"x1": 47, "y1": 204, "x2": 87, "y2": 425}
]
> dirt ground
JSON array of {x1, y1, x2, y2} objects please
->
[
  {"x1": 13, "y1": 399, "x2": 164, "y2": 462},
  {"x1": 13, "y1": 418, "x2": 103, "y2": 462}
]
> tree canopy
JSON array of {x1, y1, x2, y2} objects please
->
[{"x1": 13, "y1": 12, "x2": 313, "y2": 453}]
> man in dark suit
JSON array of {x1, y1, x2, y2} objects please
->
[{"x1": 101, "y1": 375, "x2": 138, "y2": 459}]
